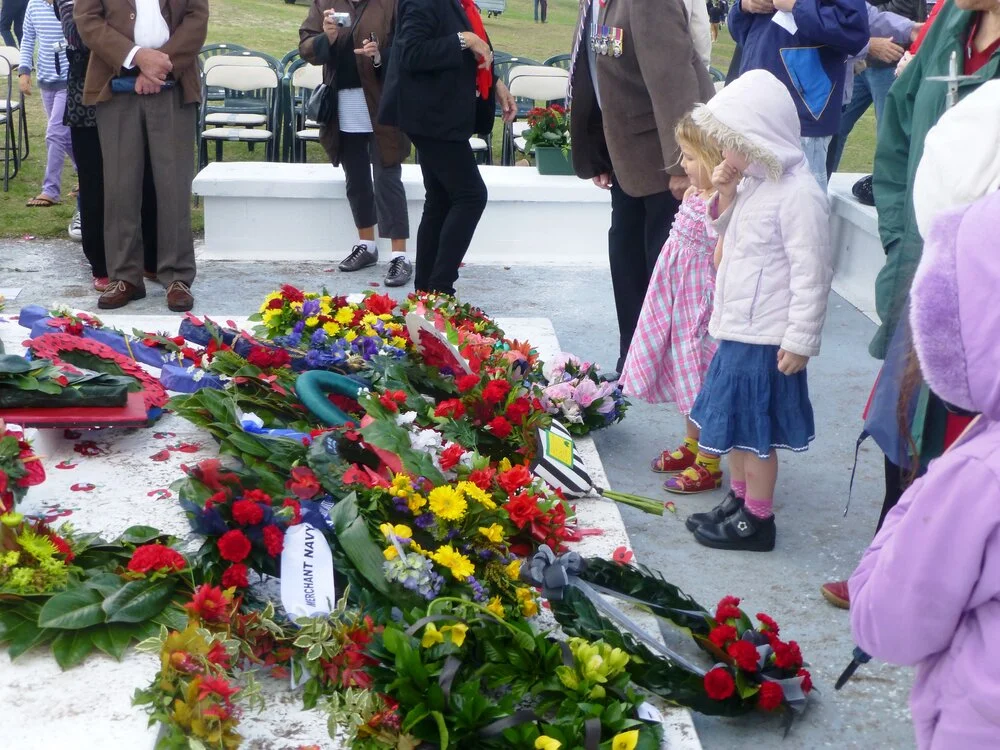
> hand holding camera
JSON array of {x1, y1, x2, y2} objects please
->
[{"x1": 324, "y1": 10, "x2": 352, "y2": 42}]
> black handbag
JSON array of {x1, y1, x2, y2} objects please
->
[{"x1": 306, "y1": 83, "x2": 335, "y2": 124}]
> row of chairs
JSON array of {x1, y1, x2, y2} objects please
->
[{"x1": 1, "y1": 46, "x2": 31, "y2": 192}]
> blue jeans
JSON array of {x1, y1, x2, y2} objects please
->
[
  {"x1": 800, "y1": 136, "x2": 832, "y2": 193},
  {"x1": 827, "y1": 65, "x2": 896, "y2": 176}
]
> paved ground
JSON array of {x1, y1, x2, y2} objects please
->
[{"x1": 1, "y1": 238, "x2": 915, "y2": 750}]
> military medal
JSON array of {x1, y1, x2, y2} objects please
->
[
  {"x1": 611, "y1": 27, "x2": 623, "y2": 57},
  {"x1": 599, "y1": 25, "x2": 610, "y2": 55}
]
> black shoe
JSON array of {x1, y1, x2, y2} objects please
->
[
  {"x1": 385, "y1": 255, "x2": 413, "y2": 287},
  {"x1": 693, "y1": 506, "x2": 776, "y2": 552},
  {"x1": 685, "y1": 490, "x2": 744, "y2": 532},
  {"x1": 338, "y1": 243, "x2": 378, "y2": 272}
]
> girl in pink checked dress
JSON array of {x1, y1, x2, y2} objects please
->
[{"x1": 620, "y1": 114, "x2": 724, "y2": 496}]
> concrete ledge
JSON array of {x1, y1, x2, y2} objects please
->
[{"x1": 827, "y1": 173, "x2": 883, "y2": 323}]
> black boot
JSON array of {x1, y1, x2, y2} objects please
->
[
  {"x1": 685, "y1": 490, "x2": 743, "y2": 532},
  {"x1": 693, "y1": 506, "x2": 776, "y2": 552}
]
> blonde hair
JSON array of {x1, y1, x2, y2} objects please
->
[{"x1": 674, "y1": 113, "x2": 723, "y2": 186}]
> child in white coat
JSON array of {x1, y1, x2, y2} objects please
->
[{"x1": 683, "y1": 69, "x2": 834, "y2": 552}]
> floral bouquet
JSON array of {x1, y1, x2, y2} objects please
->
[
  {"x1": 250, "y1": 286, "x2": 410, "y2": 372},
  {"x1": 0, "y1": 511, "x2": 76, "y2": 594},
  {"x1": 0, "y1": 422, "x2": 45, "y2": 514},
  {"x1": 522, "y1": 103, "x2": 570, "y2": 156},
  {"x1": 539, "y1": 353, "x2": 629, "y2": 435}
]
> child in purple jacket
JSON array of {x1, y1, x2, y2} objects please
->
[{"x1": 849, "y1": 189, "x2": 1000, "y2": 749}]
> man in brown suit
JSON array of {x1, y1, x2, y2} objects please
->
[
  {"x1": 569, "y1": 0, "x2": 714, "y2": 371},
  {"x1": 75, "y1": 0, "x2": 208, "y2": 311}
]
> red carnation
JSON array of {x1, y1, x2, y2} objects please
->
[
  {"x1": 797, "y1": 669, "x2": 813, "y2": 694},
  {"x1": 222, "y1": 563, "x2": 249, "y2": 589},
  {"x1": 231, "y1": 499, "x2": 264, "y2": 526},
  {"x1": 243, "y1": 488, "x2": 272, "y2": 505},
  {"x1": 488, "y1": 416, "x2": 513, "y2": 439},
  {"x1": 772, "y1": 640, "x2": 803, "y2": 671},
  {"x1": 439, "y1": 443, "x2": 465, "y2": 472},
  {"x1": 128, "y1": 543, "x2": 186, "y2": 574},
  {"x1": 703, "y1": 667, "x2": 736, "y2": 701},
  {"x1": 287, "y1": 466, "x2": 322, "y2": 500},
  {"x1": 727, "y1": 640, "x2": 760, "y2": 672},
  {"x1": 482, "y1": 379, "x2": 511, "y2": 406},
  {"x1": 185, "y1": 584, "x2": 232, "y2": 624},
  {"x1": 715, "y1": 595, "x2": 742, "y2": 622},
  {"x1": 505, "y1": 492, "x2": 542, "y2": 528},
  {"x1": 364, "y1": 293, "x2": 396, "y2": 316},
  {"x1": 263, "y1": 525, "x2": 284, "y2": 557},
  {"x1": 708, "y1": 624, "x2": 738, "y2": 649},
  {"x1": 218, "y1": 530, "x2": 251, "y2": 563},
  {"x1": 468, "y1": 467, "x2": 496, "y2": 491},
  {"x1": 498, "y1": 465, "x2": 532, "y2": 495},
  {"x1": 505, "y1": 397, "x2": 532, "y2": 423},
  {"x1": 283, "y1": 498, "x2": 303, "y2": 524},
  {"x1": 455, "y1": 374, "x2": 480, "y2": 393},
  {"x1": 434, "y1": 399, "x2": 466, "y2": 419},
  {"x1": 756, "y1": 612, "x2": 780, "y2": 635},
  {"x1": 379, "y1": 393, "x2": 401, "y2": 412},
  {"x1": 757, "y1": 681, "x2": 784, "y2": 711},
  {"x1": 280, "y1": 284, "x2": 305, "y2": 303}
]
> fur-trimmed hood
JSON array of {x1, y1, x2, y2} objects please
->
[
  {"x1": 910, "y1": 191, "x2": 1000, "y2": 420},
  {"x1": 691, "y1": 69, "x2": 806, "y2": 181}
]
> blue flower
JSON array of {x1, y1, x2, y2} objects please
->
[{"x1": 302, "y1": 299, "x2": 321, "y2": 317}]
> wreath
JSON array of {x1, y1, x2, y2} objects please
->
[
  {"x1": 27, "y1": 333, "x2": 169, "y2": 411},
  {"x1": 522, "y1": 548, "x2": 814, "y2": 719}
]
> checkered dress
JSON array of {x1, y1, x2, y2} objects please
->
[{"x1": 620, "y1": 192, "x2": 718, "y2": 415}]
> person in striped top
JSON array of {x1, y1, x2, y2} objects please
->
[{"x1": 17, "y1": 0, "x2": 75, "y2": 207}]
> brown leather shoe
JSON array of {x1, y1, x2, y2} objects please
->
[
  {"x1": 166, "y1": 281, "x2": 194, "y2": 312},
  {"x1": 98, "y1": 279, "x2": 146, "y2": 309}
]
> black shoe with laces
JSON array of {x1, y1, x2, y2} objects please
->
[
  {"x1": 685, "y1": 490, "x2": 743, "y2": 532},
  {"x1": 339, "y1": 244, "x2": 378, "y2": 272},
  {"x1": 384, "y1": 255, "x2": 413, "y2": 287},
  {"x1": 692, "y1": 506, "x2": 776, "y2": 552}
]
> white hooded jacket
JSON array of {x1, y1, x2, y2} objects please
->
[{"x1": 692, "y1": 70, "x2": 834, "y2": 358}]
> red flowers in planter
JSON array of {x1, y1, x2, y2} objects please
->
[{"x1": 128, "y1": 543, "x2": 186, "y2": 574}]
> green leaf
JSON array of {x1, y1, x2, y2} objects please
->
[
  {"x1": 5, "y1": 618, "x2": 53, "y2": 658},
  {"x1": 328, "y1": 493, "x2": 390, "y2": 596},
  {"x1": 118, "y1": 526, "x2": 167, "y2": 545},
  {"x1": 85, "y1": 572, "x2": 127, "y2": 597},
  {"x1": 512, "y1": 628, "x2": 537, "y2": 654},
  {"x1": 52, "y1": 629, "x2": 94, "y2": 669},
  {"x1": 38, "y1": 587, "x2": 107, "y2": 630},
  {"x1": 90, "y1": 623, "x2": 138, "y2": 661},
  {"x1": 429, "y1": 710, "x2": 450, "y2": 749},
  {"x1": 102, "y1": 578, "x2": 177, "y2": 623}
]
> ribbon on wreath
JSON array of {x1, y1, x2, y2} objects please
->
[{"x1": 521, "y1": 545, "x2": 706, "y2": 676}]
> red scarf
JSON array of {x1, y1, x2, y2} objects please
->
[{"x1": 459, "y1": 0, "x2": 492, "y2": 99}]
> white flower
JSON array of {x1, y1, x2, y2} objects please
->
[
  {"x1": 562, "y1": 402, "x2": 584, "y2": 424},
  {"x1": 410, "y1": 428, "x2": 444, "y2": 453},
  {"x1": 395, "y1": 411, "x2": 418, "y2": 427},
  {"x1": 192, "y1": 369, "x2": 205, "y2": 383}
]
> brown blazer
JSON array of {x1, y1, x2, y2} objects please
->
[
  {"x1": 569, "y1": 0, "x2": 714, "y2": 198},
  {"x1": 75, "y1": 0, "x2": 209, "y2": 106},
  {"x1": 299, "y1": 0, "x2": 410, "y2": 167}
]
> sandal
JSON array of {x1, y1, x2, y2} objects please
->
[
  {"x1": 26, "y1": 194, "x2": 60, "y2": 207},
  {"x1": 650, "y1": 446, "x2": 697, "y2": 474},
  {"x1": 663, "y1": 463, "x2": 723, "y2": 495},
  {"x1": 69, "y1": 184, "x2": 80, "y2": 198}
]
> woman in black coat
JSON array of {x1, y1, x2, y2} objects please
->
[{"x1": 379, "y1": 0, "x2": 515, "y2": 295}]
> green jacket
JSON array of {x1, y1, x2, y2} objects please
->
[{"x1": 870, "y1": 3, "x2": 1000, "y2": 360}]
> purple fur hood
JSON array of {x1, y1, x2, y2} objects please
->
[{"x1": 849, "y1": 192, "x2": 1000, "y2": 748}]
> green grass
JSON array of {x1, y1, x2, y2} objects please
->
[{"x1": 0, "y1": 0, "x2": 877, "y2": 239}]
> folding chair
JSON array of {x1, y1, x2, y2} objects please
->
[
  {"x1": 543, "y1": 53, "x2": 571, "y2": 70},
  {"x1": 198, "y1": 43, "x2": 249, "y2": 103},
  {"x1": 503, "y1": 65, "x2": 569, "y2": 166},
  {"x1": 1, "y1": 54, "x2": 21, "y2": 190},
  {"x1": 285, "y1": 59, "x2": 324, "y2": 163},
  {"x1": 0, "y1": 46, "x2": 27, "y2": 167},
  {"x1": 199, "y1": 62, "x2": 281, "y2": 168}
]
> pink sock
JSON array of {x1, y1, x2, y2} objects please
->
[
  {"x1": 731, "y1": 481, "x2": 747, "y2": 499},
  {"x1": 745, "y1": 495, "x2": 773, "y2": 519}
]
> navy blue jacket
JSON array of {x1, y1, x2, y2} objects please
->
[{"x1": 728, "y1": 0, "x2": 869, "y2": 137}]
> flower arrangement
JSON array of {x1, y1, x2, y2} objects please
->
[
  {"x1": 540, "y1": 353, "x2": 629, "y2": 435},
  {"x1": 0, "y1": 423, "x2": 45, "y2": 514},
  {"x1": 0, "y1": 511, "x2": 76, "y2": 594},
  {"x1": 522, "y1": 103, "x2": 570, "y2": 156}
]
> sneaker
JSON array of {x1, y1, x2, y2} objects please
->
[
  {"x1": 685, "y1": 490, "x2": 743, "y2": 532},
  {"x1": 385, "y1": 255, "x2": 413, "y2": 287},
  {"x1": 338, "y1": 243, "x2": 378, "y2": 272},
  {"x1": 68, "y1": 211, "x2": 82, "y2": 242},
  {"x1": 93, "y1": 276, "x2": 110, "y2": 292},
  {"x1": 663, "y1": 463, "x2": 723, "y2": 494},
  {"x1": 166, "y1": 280, "x2": 195, "y2": 312},
  {"x1": 98, "y1": 279, "x2": 146, "y2": 309},
  {"x1": 820, "y1": 580, "x2": 850, "y2": 609},
  {"x1": 692, "y1": 506, "x2": 776, "y2": 552}
]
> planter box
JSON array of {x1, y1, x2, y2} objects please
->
[{"x1": 535, "y1": 147, "x2": 574, "y2": 176}]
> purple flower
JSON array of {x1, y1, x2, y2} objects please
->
[
  {"x1": 310, "y1": 329, "x2": 327, "y2": 348},
  {"x1": 302, "y1": 299, "x2": 321, "y2": 317},
  {"x1": 414, "y1": 513, "x2": 435, "y2": 529}
]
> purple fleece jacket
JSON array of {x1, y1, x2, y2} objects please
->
[{"x1": 849, "y1": 191, "x2": 1000, "y2": 749}]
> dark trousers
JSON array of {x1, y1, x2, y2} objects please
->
[
  {"x1": 609, "y1": 182, "x2": 679, "y2": 371},
  {"x1": 410, "y1": 135, "x2": 487, "y2": 295},
  {"x1": 339, "y1": 131, "x2": 409, "y2": 240},
  {"x1": 71, "y1": 125, "x2": 158, "y2": 279},
  {"x1": 0, "y1": 0, "x2": 27, "y2": 47}
]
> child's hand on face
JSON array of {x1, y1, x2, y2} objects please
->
[
  {"x1": 712, "y1": 160, "x2": 741, "y2": 200},
  {"x1": 777, "y1": 349, "x2": 808, "y2": 375}
]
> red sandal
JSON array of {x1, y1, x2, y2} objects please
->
[
  {"x1": 650, "y1": 446, "x2": 697, "y2": 474},
  {"x1": 663, "y1": 463, "x2": 723, "y2": 495}
]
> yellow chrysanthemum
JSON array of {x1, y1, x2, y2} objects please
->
[
  {"x1": 407, "y1": 493, "x2": 428, "y2": 513},
  {"x1": 378, "y1": 313, "x2": 393, "y2": 321},
  {"x1": 431, "y1": 545, "x2": 475, "y2": 580},
  {"x1": 442, "y1": 623, "x2": 468, "y2": 648},
  {"x1": 291, "y1": 300, "x2": 303, "y2": 312},
  {"x1": 611, "y1": 730, "x2": 639, "y2": 750},
  {"x1": 323, "y1": 321, "x2": 341, "y2": 336},
  {"x1": 361, "y1": 313, "x2": 379, "y2": 326},
  {"x1": 428, "y1": 486, "x2": 467, "y2": 521},
  {"x1": 505, "y1": 559, "x2": 522, "y2": 580},
  {"x1": 391, "y1": 336, "x2": 408, "y2": 349},
  {"x1": 305, "y1": 316, "x2": 320, "y2": 328},
  {"x1": 486, "y1": 596, "x2": 505, "y2": 619},
  {"x1": 535, "y1": 737, "x2": 562, "y2": 750},
  {"x1": 391, "y1": 473, "x2": 413, "y2": 495},
  {"x1": 478, "y1": 524, "x2": 505, "y2": 544},
  {"x1": 421, "y1": 622, "x2": 444, "y2": 648},
  {"x1": 383, "y1": 546, "x2": 398, "y2": 561},
  {"x1": 344, "y1": 330, "x2": 359, "y2": 343},
  {"x1": 320, "y1": 297, "x2": 333, "y2": 314},
  {"x1": 457, "y1": 481, "x2": 496, "y2": 510},
  {"x1": 261, "y1": 309, "x2": 280, "y2": 325},
  {"x1": 335, "y1": 307, "x2": 355, "y2": 325}
]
